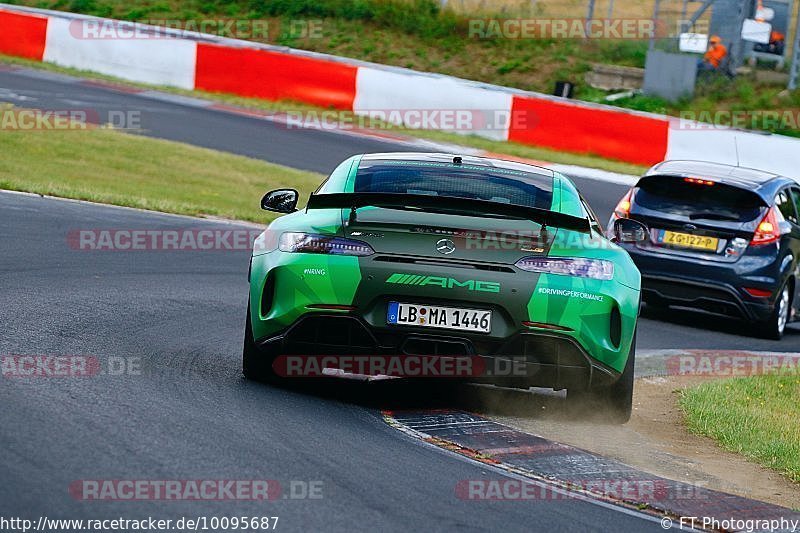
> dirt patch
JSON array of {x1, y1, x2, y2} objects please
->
[{"x1": 486, "y1": 376, "x2": 800, "y2": 509}]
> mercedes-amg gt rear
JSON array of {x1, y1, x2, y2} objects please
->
[{"x1": 244, "y1": 153, "x2": 644, "y2": 422}]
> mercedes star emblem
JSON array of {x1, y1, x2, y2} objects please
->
[{"x1": 436, "y1": 238, "x2": 456, "y2": 255}]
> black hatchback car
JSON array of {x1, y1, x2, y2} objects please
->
[{"x1": 608, "y1": 160, "x2": 800, "y2": 339}]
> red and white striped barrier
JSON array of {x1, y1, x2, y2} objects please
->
[
  {"x1": 195, "y1": 43, "x2": 357, "y2": 109},
  {"x1": 353, "y1": 66, "x2": 513, "y2": 142},
  {"x1": 507, "y1": 94, "x2": 670, "y2": 165},
  {"x1": 43, "y1": 16, "x2": 197, "y2": 89},
  {"x1": 0, "y1": 4, "x2": 797, "y2": 173},
  {"x1": 0, "y1": 8, "x2": 48, "y2": 60}
]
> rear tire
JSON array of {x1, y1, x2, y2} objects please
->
[
  {"x1": 567, "y1": 332, "x2": 636, "y2": 424},
  {"x1": 242, "y1": 301, "x2": 278, "y2": 382},
  {"x1": 753, "y1": 283, "x2": 790, "y2": 340}
]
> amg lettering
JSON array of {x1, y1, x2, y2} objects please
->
[
  {"x1": 421, "y1": 276, "x2": 447, "y2": 288},
  {"x1": 385, "y1": 273, "x2": 500, "y2": 293},
  {"x1": 446, "y1": 278, "x2": 475, "y2": 290},
  {"x1": 475, "y1": 281, "x2": 501, "y2": 293}
]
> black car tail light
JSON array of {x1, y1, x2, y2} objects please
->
[
  {"x1": 683, "y1": 177, "x2": 715, "y2": 186},
  {"x1": 750, "y1": 206, "x2": 782, "y2": 246},
  {"x1": 613, "y1": 188, "x2": 634, "y2": 219},
  {"x1": 744, "y1": 287, "x2": 772, "y2": 298}
]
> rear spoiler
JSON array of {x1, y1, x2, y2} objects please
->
[
  {"x1": 306, "y1": 192, "x2": 591, "y2": 233},
  {"x1": 637, "y1": 175, "x2": 770, "y2": 206}
]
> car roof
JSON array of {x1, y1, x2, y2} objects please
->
[
  {"x1": 360, "y1": 152, "x2": 555, "y2": 178},
  {"x1": 643, "y1": 160, "x2": 795, "y2": 202}
]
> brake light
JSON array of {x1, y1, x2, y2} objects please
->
[
  {"x1": 683, "y1": 177, "x2": 715, "y2": 186},
  {"x1": 744, "y1": 287, "x2": 772, "y2": 298},
  {"x1": 613, "y1": 189, "x2": 634, "y2": 218},
  {"x1": 515, "y1": 257, "x2": 614, "y2": 280},
  {"x1": 279, "y1": 232, "x2": 375, "y2": 256},
  {"x1": 750, "y1": 206, "x2": 782, "y2": 246}
]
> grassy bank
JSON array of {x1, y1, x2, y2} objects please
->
[
  {"x1": 0, "y1": 116, "x2": 322, "y2": 222},
  {"x1": 680, "y1": 373, "x2": 800, "y2": 483},
  {"x1": 7, "y1": 0, "x2": 800, "y2": 137}
]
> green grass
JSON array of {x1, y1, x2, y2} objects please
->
[
  {"x1": 680, "y1": 373, "x2": 800, "y2": 483},
  {"x1": 0, "y1": 116, "x2": 323, "y2": 222},
  {"x1": 0, "y1": 53, "x2": 649, "y2": 176}
]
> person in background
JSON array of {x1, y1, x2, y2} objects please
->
[
  {"x1": 768, "y1": 29, "x2": 785, "y2": 54},
  {"x1": 754, "y1": 29, "x2": 786, "y2": 55},
  {"x1": 698, "y1": 35, "x2": 728, "y2": 71}
]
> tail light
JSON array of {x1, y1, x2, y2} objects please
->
[
  {"x1": 744, "y1": 287, "x2": 772, "y2": 298},
  {"x1": 750, "y1": 206, "x2": 782, "y2": 246},
  {"x1": 683, "y1": 177, "x2": 715, "y2": 186},
  {"x1": 613, "y1": 189, "x2": 634, "y2": 219},
  {"x1": 515, "y1": 257, "x2": 614, "y2": 280},
  {"x1": 279, "y1": 232, "x2": 375, "y2": 256}
]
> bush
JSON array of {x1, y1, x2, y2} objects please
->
[{"x1": 227, "y1": 0, "x2": 465, "y2": 40}]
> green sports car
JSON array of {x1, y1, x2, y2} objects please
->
[{"x1": 243, "y1": 153, "x2": 646, "y2": 422}]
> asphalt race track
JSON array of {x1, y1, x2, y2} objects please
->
[
  {"x1": 1, "y1": 66, "x2": 797, "y2": 531},
  {"x1": 1, "y1": 191, "x2": 670, "y2": 531}
]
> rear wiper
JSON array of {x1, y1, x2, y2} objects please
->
[{"x1": 687, "y1": 212, "x2": 740, "y2": 221}]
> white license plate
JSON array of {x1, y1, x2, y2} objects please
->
[{"x1": 387, "y1": 302, "x2": 491, "y2": 333}]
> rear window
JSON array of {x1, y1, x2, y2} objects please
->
[
  {"x1": 635, "y1": 176, "x2": 764, "y2": 222},
  {"x1": 355, "y1": 159, "x2": 554, "y2": 211}
]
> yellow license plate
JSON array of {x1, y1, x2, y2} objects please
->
[{"x1": 659, "y1": 230, "x2": 718, "y2": 251}]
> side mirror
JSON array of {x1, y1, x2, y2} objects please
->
[
  {"x1": 261, "y1": 189, "x2": 299, "y2": 213},
  {"x1": 612, "y1": 218, "x2": 649, "y2": 244}
]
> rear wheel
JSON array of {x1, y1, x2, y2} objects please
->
[
  {"x1": 242, "y1": 301, "x2": 278, "y2": 382},
  {"x1": 753, "y1": 283, "x2": 790, "y2": 340},
  {"x1": 567, "y1": 332, "x2": 636, "y2": 424}
]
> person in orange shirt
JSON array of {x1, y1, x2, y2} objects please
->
[
  {"x1": 754, "y1": 29, "x2": 786, "y2": 55},
  {"x1": 698, "y1": 35, "x2": 728, "y2": 71},
  {"x1": 768, "y1": 30, "x2": 785, "y2": 54}
]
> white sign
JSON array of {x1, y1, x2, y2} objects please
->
[
  {"x1": 742, "y1": 19, "x2": 772, "y2": 44},
  {"x1": 679, "y1": 33, "x2": 708, "y2": 53}
]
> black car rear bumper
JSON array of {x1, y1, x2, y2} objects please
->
[
  {"x1": 618, "y1": 240, "x2": 782, "y2": 323},
  {"x1": 640, "y1": 273, "x2": 773, "y2": 321},
  {"x1": 254, "y1": 313, "x2": 622, "y2": 390}
]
